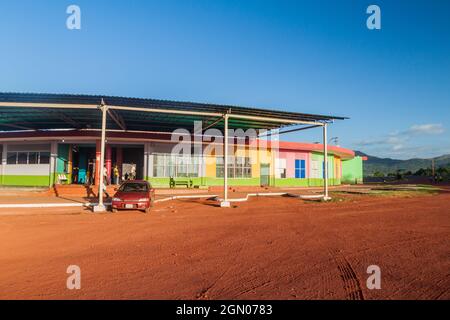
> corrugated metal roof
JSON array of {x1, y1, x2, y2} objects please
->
[{"x1": 0, "y1": 92, "x2": 347, "y2": 132}]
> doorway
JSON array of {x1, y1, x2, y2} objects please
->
[
  {"x1": 71, "y1": 145, "x2": 96, "y2": 184},
  {"x1": 260, "y1": 163, "x2": 270, "y2": 186},
  {"x1": 114, "y1": 145, "x2": 144, "y2": 181}
]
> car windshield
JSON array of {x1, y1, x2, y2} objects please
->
[{"x1": 119, "y1": 182, "x2": 149, "y2": 192}]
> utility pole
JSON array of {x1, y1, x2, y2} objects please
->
[{"x1": 329, "y1": 137, "x2": 339, "y2": 146}]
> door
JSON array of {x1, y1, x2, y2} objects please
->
[
  {"x1": 260, "y1": 163, "x2": 270, "y2": 186},
  {"x1": 295, "y1": 159, "x2": 306, "y2": 178}
]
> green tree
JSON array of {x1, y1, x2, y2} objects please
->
[{"x1": 373, "y1": 171, "x2": 385, "y2": 177}]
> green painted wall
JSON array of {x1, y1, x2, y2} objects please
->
[
  {"x1": 2, "y1": 175, "x2": 50, "y2": 187},
  {"x1": 308, "y1": 178, "x2": 341, "y2": 186},
  {"x1": 146, "y1": 177, "x2": 261, "y2": 188},
  {"x1": 57, "y1": 144, "x2": 70, "y2": 173},
  {"x1": 274, "y1": 178, "x2": 341, "y2": 187},
  {"x1": 146, "y1": 177, "x2": 170, "y2": 187},
  {"x1": 203, "y1": 177, "x2": 260, "y2": 187},
  {"x1": 146, "y1": 176, "x2": 341, "y2": 188},
  {"x1": 342, "y1": 156, "x2": 363, "y2": 184},
  {"x1": 55, "y1": 144, "x2": 71, "y2": 185}
]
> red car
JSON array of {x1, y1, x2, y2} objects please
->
[{"x1": 111, "y1": 180, "x2": 155, "y2": 214}]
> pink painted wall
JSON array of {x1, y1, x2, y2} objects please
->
[{"x1": 279, "y1": 150, "x2": 310, "y2": 178}]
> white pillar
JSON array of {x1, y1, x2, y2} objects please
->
[
  {"x1": 1, "y1": 143, "x2": 6, "y2": 185},
  {"x1": 221, "y1": 114, "x2": 230, "y2": 207},
  {"x1": 323, "y1": 123, "x2": 330, "y2": 200},
  {"x1": 147, "y1": 143, "x2": 154, "y2": 178},
  {"x1": 143, "y1": 143, "x2": 149, "y2": 180},
  {"x1": 50, "y1": 141, "x2": 58, "y2": 186},
  {"x1": 94, "y1": 104, "x2": 107, "y2": 212}
]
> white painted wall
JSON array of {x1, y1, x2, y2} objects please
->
[
  {"x1": 4, "y1": 164, "x2": 50, "y2": 175},
  {"x1": 0, "y1": 144, "x2": 6, "y2": 181}
]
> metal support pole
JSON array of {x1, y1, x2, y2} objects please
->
[
  {"x1": 323, "y1": 123, "x2": 330, "y2": 201},
  {"x1": 93, "y1": 103, "x2": 108, "y2": 212},
  {"x1": 221, "y1": 114, "x2": 230, "y2": 207},
  {"x1": 49, "y1": 141, "x2": 57, "y2": 186},
  {"x1": 0, "y1": 143, "x2": 6, "y2": 186}
]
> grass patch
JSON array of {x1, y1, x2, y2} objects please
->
[{"x1": 332, "y1": 186, "x2": 440, "y2": 199}]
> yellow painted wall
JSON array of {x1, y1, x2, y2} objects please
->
[
  {"x1": 250, "y1": 146, "x2": 272, "y2": 178},
  {"x1": 203, "y1": 144, "x2": 273, "y2": 178},
  {"x1": 334, "y1": 157, "x2": 341, "y2": 179},
  {"x1": 205, "y1": 155, "x2": 216, "y2": 177}
]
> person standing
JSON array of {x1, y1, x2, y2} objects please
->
[
  {"x1": 130, "y1": 164, "x2": 136, "y2": 180},
  {"x1": 113, "y1": 165, "x2": 120, "y2": 185},
  {"x1": 103, "y1": 165, "x2": 109, "y2": 185},
  {"x1": 99, "y1": 165, "x2": 110, "y2": 199}
]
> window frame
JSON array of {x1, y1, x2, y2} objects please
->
[
  {"x1": 295, "y1": 159, "x2": 306, "y2": 179},
  {"x1": 152, "y1": 153, "x2": 201, "y2": 178},
  {"x1": 216, "y1": 156, "x2": 252, "y2": 178},
  {"x1": 5, "y1": 151, "x2": 51, "y2": 165}
]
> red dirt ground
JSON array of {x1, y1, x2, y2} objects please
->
[{"x1": 0, "y1": 191, "x2": 448, "y2": 300}]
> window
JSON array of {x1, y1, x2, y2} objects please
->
[
  {"x1": 5, "y1": 151, "x2": 51, "y2": 165},
  {"x1": 152, "y1": 153, "x2": 200, "y2": 177},
  {"x1": 276, "y1": 158, "x2": 287, "y2": 178},
  {"x1": 295, "y1": 159, "x2": 306, "y2": 178},
  {"x1": 216, "y1": 156, "x2": 252, "y2": 178},
  {"x1": 17, "y1": 152, "x2": 28, "y2": 164},
  {"x1": 28, "y1": 152, "x2": 39, "y2": 164},
  {"x1": 7, "y1": 152, "x2": 17, "y2": 164},
  {"x1": 119, "y1": 182, "x2": 149, "y2": 192},
  {"x1": 39, "y1": 152, "x2": 50, "y2": 164}
]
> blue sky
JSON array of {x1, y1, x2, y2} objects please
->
[{"x1": 0, "y1": 0, "x2": 449, "y2": 159}]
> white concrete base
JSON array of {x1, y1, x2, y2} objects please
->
[
  {"x1": 220, "y1": 201, "x2": 231, "y2": 208},
  {"x1": 0, "y1": 202, "x2": 112, "y2": 209},
  {"x1": 322, "y1": 196, "x2": 332, "y2": 201},
  {"x1": 92, "y1": 204, "x2": 107, "y2": 212}
]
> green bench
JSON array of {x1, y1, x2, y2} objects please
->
[{"x1": 169, "y1": 177, "x2": 193, "y2": 188}]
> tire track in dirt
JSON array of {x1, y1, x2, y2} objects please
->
[
  {"x1": 328, "y1": 249, "x2": 365, "y2": 300},
  {"x1": 417, "y1": 273, "x2": 450, "y2": 300},
  {"x1": 195, "y1": 231, "x2": 249, "y2": 299}
]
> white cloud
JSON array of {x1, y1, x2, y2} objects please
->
[
  {"x1": 353, "y1": 123, "x2": 446, "y2": 159},
  {"x1": 407, "y1": 123, "x2": 444, "y2": 135}
]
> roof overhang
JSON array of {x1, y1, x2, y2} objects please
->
[
  {"x1": 0, "y1": 93, "x2": 347, "y2": 133},
  {"x1": 276, "y1": 141, "x2": 355, "y2": 159}
]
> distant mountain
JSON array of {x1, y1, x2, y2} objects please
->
[{"x1": 355, "y1": 151, "x2": 450, "y2": 176}]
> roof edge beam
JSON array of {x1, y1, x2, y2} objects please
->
[
  {"x1": 0, "y1": 123, "x2": 36, "y2": 131},
  {"x1": 0, "y1": 102, "x2": 98, "y2": 109},
  {"x1": 108, "y1": 105, "x2": 320, "y2": 126},
  {"x1": 259, "y1": 124, "x2": 323, "y2": 137},
  {"x1": 228, "y1": 113, "x2": 323, "y2": 126},
  {"x1": 107, "y1": 105, "x2": 222, "y2": 118}
]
